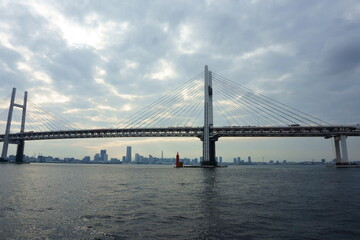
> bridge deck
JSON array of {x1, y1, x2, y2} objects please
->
[{"x1": 1, "y1": 126, "x2": 360, "y2": 142}]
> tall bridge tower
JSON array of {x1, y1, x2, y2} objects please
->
[
  {"x1": 1, "y1": 88, "x2": 27, "y2": 162},
  {"x1": 202, "y1": 65, "x2": 218, "y2": 166}
]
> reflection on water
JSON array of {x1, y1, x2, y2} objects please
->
[
  {"x1": 198, "y1": 168, "x2": 224, "y2": 239},
  {"x1": 1, "y1": 164, "x2": 360, "y2": 239}
]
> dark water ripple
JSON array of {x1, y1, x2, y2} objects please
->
[{"x1": 1, "y1": 164, "x2": 360, "y2": 239}]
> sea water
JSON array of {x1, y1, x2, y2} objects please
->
[{"x1": 1, "y1": 163, "x2": 360, "y2": 239}]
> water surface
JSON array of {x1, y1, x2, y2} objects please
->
[{"x1": 1, "y1": 164, "x2": 359, "y2": 239}]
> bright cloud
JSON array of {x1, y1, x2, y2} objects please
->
[
  {"x1": 25, "y1": 1, "x2": 129, "y2": 50},
  {"x1": 144, "y1": 59, "x2": 177, "y2": 80},
  {"x1": 28, "y1": 87, "x2": 70, "y2": 104}
]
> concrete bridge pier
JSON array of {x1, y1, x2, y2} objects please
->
[
  {"x1": 201, "y1": 135, "x2": 218, "y2": 166},
  {"x1": 15, "y1": 140, "x2": 25, "y2": 163},
  {"x1": 334, "y1": 135, "x2": 349, "y2": 165}
]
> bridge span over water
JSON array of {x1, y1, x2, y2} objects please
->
[
  {"x1": 1, "y1": 126, "x2": 360, "y2": 140},
  {"x1": 1, "y1": 66, "x2": 359, "y2": 166}
]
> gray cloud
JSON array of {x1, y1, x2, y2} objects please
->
[{"x1": 1, "y1": 0, "x2": 360, "y2": 160}]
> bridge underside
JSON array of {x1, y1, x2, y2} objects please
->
[
  {"x1": 1, "y1": 126, "x2": 359, "y2": 142},
  {"x1": 1, "y1": 126, "x2": 359, "y2": 165}
]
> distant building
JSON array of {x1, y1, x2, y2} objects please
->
[
  {"x1": 135, "y1": 153, "x2": 140, "y2": 163},
  {"x1": 100, "y1": 150, "x2": 107, "y2": 162},
  {"x1": 126, "y1": 146, "x2": 132, "y2": 163},
  {"x1": 83, "y1": 156, "x2": 91, "y2": 163},
  {"x1": 94, "y1": 153, "x2": 100, "y2": 162},
  {"x1": 110, "y1": 158, "x2": 120, "y2": 164}
]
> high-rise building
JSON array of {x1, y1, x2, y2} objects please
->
[
  {"x1": 83, "y1": 156, "x2": 91, "y2": 162},
  {"x1": 94, "y1": 153, "x2": 100, "y2": 162},
  {"x1": 100, "y1": 150, "x2": 107, "y2": 162},
  {"x1": 126, "y1": 146, "x2": 132, "y2": 163},
  {"x1": 135, "y1": 153, "x2": 140, "y2": 163}
]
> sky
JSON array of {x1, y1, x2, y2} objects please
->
[{"x1": 1, "y1": 0, "x2": 360, "y2": 162}]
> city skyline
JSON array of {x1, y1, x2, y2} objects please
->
[
  {"x1": 1, "y1": 1, "x2": 360, "y2": 162},
  {"x1": 16, "y1": 145, "x2": 335, "y2": 165},
  {"x1": 9, "y1": 144, "x2": 335, "y2": 165}
]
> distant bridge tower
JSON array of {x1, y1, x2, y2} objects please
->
[
  {"x1": 202, "y1": 66, "x2": 218, "y2": 166},
  {"x1": 1, "y1": 87, "x2": 27, "y2": 162}
]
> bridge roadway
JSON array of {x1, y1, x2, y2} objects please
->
[{"x1": 1, "y1": 125, "x2": 360, "y2": 142}]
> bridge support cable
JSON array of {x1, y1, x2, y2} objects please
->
[
  {"x1": 140, "y1": 80, "x2": 202, "y2": 128},
  {"x1": 140, "y1": 75, "x2": 203, "y2": 128},
  {"x1": 0, "y1": 108, "x2": 11, "y2": 132},
  {"x1": 26, "y1": 111, "x2": 50, "y2": 132},
  {"x1": 213, "y1": 85, "x2": 273, "y2": 126},
  {"x1": 187, "y1": 103, "x2": 204, "y2": 127},
  {"x1": 133, "y1": 79, "x2": 202, "y2": 128},
  {"x1": 222, "y1": 73, "x2": 332, "y2": 126},
  {"x1": 212, "y1": 79, "x2": 288, "y2": 126},
  {"x1": 115, "y1": 72, "x2": 204, "y2": 129},
  {"x1": 114, "y1": 73, "x2": 202, "y2": 128},
  {"x1": 213, "y1": 75, "x2": 310, "y2": 126},
  {"x1": 213, "y1": 87, "x2": 244, "y2": 126},
  {"x1": 157, "y1": 84, "x2": 203, "y2": 128},
  {"x1": 214, "y1": 103, "x2": 235, "y2": 126},
  {"x1": 183, "y1": 100, "x2": 203, "y2": 127},
  {"x1": 213, "y1": 73, "x2": 316, "y2": 125},
  {"x1": 213, "y1": 76, "x2": 290, "y2": 126},
  {"x1": 213, "y1": 73, "x2": 330, "y2": 126},
  {"x1": 25, "y1": 99, "x2": 77, "y2": 131}
]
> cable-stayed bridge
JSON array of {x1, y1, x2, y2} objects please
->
[{"x1": 1, "y1": 66, "x2": 359, "y2": 166}]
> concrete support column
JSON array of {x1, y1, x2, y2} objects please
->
[
  {"x1": 340, "y1": 135, "x2": 349, "y2": 164},
  {"x1": 202, "y1": 66, "x2": 217, "y2": 166},
  {"x1": 15, "y1": 140, "x2": 24, "y2": 163},
  {"x1": 334, "y1": 137, "x2": 342, "y2": 165},
  {"x1": 1, "y1": 88, "x2": 27, "y2": 162},
  {"x1": 1, "y1": 88, "x2": 16, "y2": 159},
  {"x1": 20, "y1": 91, "x2": 27, "y2": 133},
  {"x1": 203, "y1": 65, "x2": 210, "y2": 163}
]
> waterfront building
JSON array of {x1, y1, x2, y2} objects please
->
[
  {"x1": 100, "y1": 150, "x2": 107, "y2": 162},
  {"x1": 126, "y1": 146, "x2": 132, "y2": 163},
  {"x1": 135, "y1": 153, "x2": 140, "y2": 163},
  {"x1": 94, "y1": 153, "x2": 100, "y2": 162},
  {"x1": 83, "y1": 156, "x2": 91, "y2": 163}
]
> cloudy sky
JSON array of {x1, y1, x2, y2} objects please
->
[{"x1": 1, "y1": 0, "x2": 360, "y2": 162}]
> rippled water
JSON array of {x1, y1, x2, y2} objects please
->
[{"x1": 1, "y1": 163, "x2": 360, "y2": 239}]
